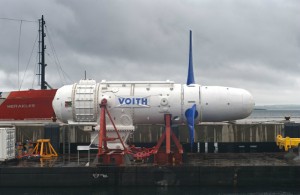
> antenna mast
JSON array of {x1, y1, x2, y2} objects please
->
[{"x1": 38, "y1": 15, "x2": 47, "y2": 89}]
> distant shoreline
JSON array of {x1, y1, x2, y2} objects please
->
[{"x1": 255, "y1": 105, "x2": 300, "y2": 110}]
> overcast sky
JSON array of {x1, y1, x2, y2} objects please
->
[{"x1": 0, "y1": 0, "x2": 299, "y2": 105}]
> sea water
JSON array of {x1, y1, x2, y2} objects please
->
[{"x1": 249, "y1": 109, "x2": 300, "y2": 120}]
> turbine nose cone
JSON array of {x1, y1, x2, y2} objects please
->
[
  {"x1": 200, "y1": 86, "x2": 255, "y2": 122},
  {"x1": 242, "y1": 89, "x2": 255, "y2": 117}
]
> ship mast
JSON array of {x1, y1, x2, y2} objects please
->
[{"x1": 38, "y1": 15, "x2": 47, "y2": 90}]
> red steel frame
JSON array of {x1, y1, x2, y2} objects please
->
[
  {"x1": 153, "y1": 114, "x2": 183, "y2": 164},
  {"x1": 97, "y1": 99, "x2": 183, "y2": 165},
  {"x1": 97, "y1": 99, "x2": 128, "y2": 165}
]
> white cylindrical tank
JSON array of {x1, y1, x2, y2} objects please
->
[{"x1": 53, "y1": 80, "x2": 254, "y2": 126}]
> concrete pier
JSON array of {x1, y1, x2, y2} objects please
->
[
  {"x1": 15, "y1": 121, "x2": 285, "y2": 144},
  {"x1": 133, "y1": 122, "x2": 284, "y2": 143}
]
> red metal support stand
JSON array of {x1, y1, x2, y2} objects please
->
[
  {"x1": 97, "y1": 99, "x2": 128, "y2": 165},
  {"x1": 153, "y1": 114, "x2": 183, "y2": 164},
  {"x1": 166, "y1": 114, "x2": 171, "y2": 154},
  {"x1": 97, "y1": 99, "x2": 106, "y2": 156},
  {"x1": 96, "y1": 100, "x2": 183, "y2": 165}
]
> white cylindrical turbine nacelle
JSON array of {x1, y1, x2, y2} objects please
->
[{"x1": 53, "y1": 80, "x2": 254, "y2": 125}]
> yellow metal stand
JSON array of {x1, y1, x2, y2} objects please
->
[
  {"x1": 31, "y1": 139, "x2": 58, "y2": 158},
  {"x1": 276, "y1": 135, "x2": 300, "y2": 151}
]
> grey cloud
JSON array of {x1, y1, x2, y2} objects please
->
[{"x1": 0, "y1": 0, "x2": 300, "y2": 105}]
